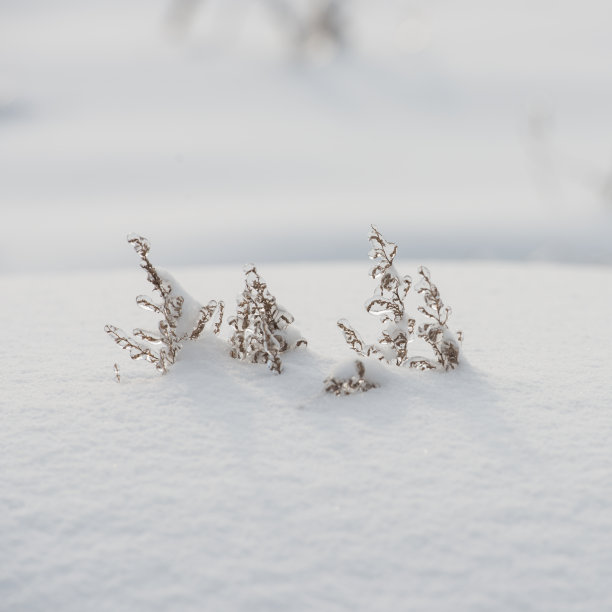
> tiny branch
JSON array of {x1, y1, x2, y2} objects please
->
[{"x1": 325, "y1": 360, "x2": 378, "y2": 396}]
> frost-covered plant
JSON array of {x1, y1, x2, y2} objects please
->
[
  {"x1": 336, "y1": 225, "x2": 461, "y2": 373},
  {"x1": 338, "y1": 225, "x2": 414, "y2": 366},
  {"x1": 409, "y1": 266, "x2": 462, "y2": 371},
  {"x1": 324, "y1": 360, "x2": 377, "y2": 396},
  {"x1": 105, "y1": 234, "x2": 224, "y2": 375},
  {"x1": 229, "y1": 264, "x2": 307, "y2": 374}
]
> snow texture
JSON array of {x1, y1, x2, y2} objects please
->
[
  {"x1": 3, "y1": 1, "x2": 612, "y2": 608},
  {"x1": 2, "y1": 261, "x2": 612, "y2": 611}
]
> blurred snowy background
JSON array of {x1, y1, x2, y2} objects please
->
[{"x1": 2, "y1": 0, "x2": 611, "y2": 273}]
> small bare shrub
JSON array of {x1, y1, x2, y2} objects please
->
[
  {"x1": 324, "y1": 360, "x2": 378, "y2": 396},
  {"x1": 105, "y1": 234, "x2": 223, "y2": 375},
  {"x1": 335, "y1": 225, "x2": 462, "y2": 378},
  {"x1": 229, "y1": 264, "x2": 306, "y2": 374},
  {"x1": 410, "y1": 266, "x2": 462, "y2": 371},
  {"x1": 337, "y1": 225, "x2": 415, "y2": 366}
]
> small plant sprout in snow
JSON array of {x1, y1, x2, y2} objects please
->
[
  {"x1": 410, "y1": 266, "x2": 462, "y2": 371},
  {"x1": 105, "y1": 234, "x2": 224, "y2": 376},
  {"x1": 337, "y1": 225, "x2": 415, "y2": 366},
  {"x1": 324, "y1": 360, "x2": 378, "y2": 396},
  {"x1": 229, "y1": 264, "x2": 307, "y2": 374},
  {"x1": 330, "y1": 225, "x2": 462, "y2": 393}
]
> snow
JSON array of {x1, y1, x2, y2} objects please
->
[
  {"x1": 3, "y1": 0, "x2": 612, "y2": 608},
  {"x1": 2, "y1": 260, "x2": 612, "y2": 610}
]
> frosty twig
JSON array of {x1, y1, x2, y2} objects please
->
[
  {"x1": 229, "y1": 264, "x2": 306, "y2": 374},
  {"x1": 333, "y1": 225, "x2": 462, "y2": 385},
  {"x1": 105, "y1": 234, "x2": 224, "y2": 376},
  {"x1": 337, "y1": 225, "x2": 415, "y2": 366},
  {"x1": 324, "y1": 360, "x2": 378, "y2": 396},
  {"x1": 409, "y1": 266, "x2": 461, "y2": 371}
]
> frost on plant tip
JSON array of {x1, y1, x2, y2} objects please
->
[
  {"x1": 105, "y1": 234, "x2": 224, "y2": 376},
  {"x1": 229, "y1": 264, "x2": 307, "y2": 374}
]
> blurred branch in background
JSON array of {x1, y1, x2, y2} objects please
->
[
  {"x1": 165, "y1": 0, "x2": 204, "y2": 34},
  {"x1": 165, "y1": 0, "x2": 348, "y2": 60}
]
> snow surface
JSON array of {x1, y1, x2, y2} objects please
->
[
  {"x1": 3, "y1": 1, "x2": 612, "y2": 608},
  {"x1": 2, "y1": 260, "x2": 612, "y2": 611}
]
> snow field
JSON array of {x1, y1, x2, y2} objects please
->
[
  {"x1": 2, "y1": 260, "x2": 611, "y2": 611},
  {"x1": 4, "y1": 1, "x2": 612, "y2": 608}
]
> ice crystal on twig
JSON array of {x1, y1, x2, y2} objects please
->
[
  {"x1": 324, "y1": 360, "x2": 378, "y2": 396},
  {"x1": 105, "y1": 234, "x2": 224, "y2": 375},
  {"x1": 229, "y1": 264, "x2": 306, "y2": 374}
]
